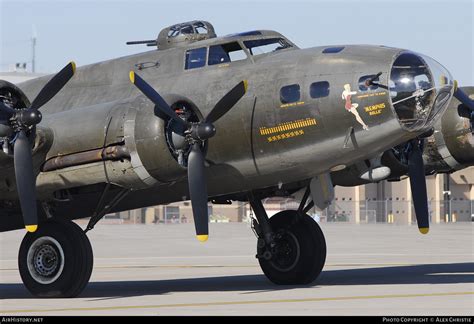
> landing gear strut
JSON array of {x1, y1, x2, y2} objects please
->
[
  {"x1": 18, "y1": 219, "x2": 93, "y2": 297},
  {"x1": 249, "y1": 191, "x2": 326, "y2": 285}
]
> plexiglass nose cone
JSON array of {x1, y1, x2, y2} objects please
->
[{"x1": 389, "y1": 52, "x2": 454, "y2": 132}]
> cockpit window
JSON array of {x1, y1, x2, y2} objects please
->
[
  {"x1": 208, "y1": 42, "x2": 247, "y2": 65},
  {"x1": 185, "y1": 47, "x2": 207, "y2": 70},
  {"x1": 243, "y1": 38, "x2": 292, "y2": 56}
]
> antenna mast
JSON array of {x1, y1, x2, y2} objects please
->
[{"x1": 32, "y1": 25, "x2": 37, "y2": 73}]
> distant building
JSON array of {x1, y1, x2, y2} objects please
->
[
  {"x1": 333, "y1": 170, "x2": 474, "y2": 224},
  {"x1": 111, "y1": 167, "x2": 473, "y2": 226}
]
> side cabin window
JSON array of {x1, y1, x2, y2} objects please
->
[
  {"x1": 208, "y1": 42, "x2": 247, "y2": 65},
  {"x1": 310, "y1": 81, "x2": 330, "y2": 98},
  {"x1": 185, "y1": 47, "x2": 207, "y2": 70},
  {"x1": 280, "y1": 84, "x2": 300, "y2": 104},
  {"x1": 244, "y1": 38, "x2": 292, "y2": 56}
]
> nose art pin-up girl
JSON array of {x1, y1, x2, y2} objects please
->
[{"x1": 342, "y1": 84, "x2": 369, "y2": 130}]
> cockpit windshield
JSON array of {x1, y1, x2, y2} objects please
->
[{"x1": 243, "y1": 38, "x2": 292, "y2": 56}]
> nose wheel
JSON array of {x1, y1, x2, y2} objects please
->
[
  {"x1": 257, "y1": 211, "x2": 326, "y2": 285},
  {"x1": 249, "y1": 195, "x2": 326, "y2": 285},
  {"x1": 18, "y1": 219, "x2": 93, "y2": 297}
]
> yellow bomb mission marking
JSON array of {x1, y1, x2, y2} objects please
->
[
  {"x1": 259, "y1": 118, "x2": 317, "y2": 143},
  {"x1": 268, "y1": 129, "x2": 305, "y2": 142},
  {"x1": 365, "y1": 103, "x2": 386, "y2": 116},
  {"x1": 259, "y1": 118, "x2": 317, "y2": 136}
]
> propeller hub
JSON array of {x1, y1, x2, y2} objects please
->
[
  {"x1": 16, "y1": 109, "x2": 42, "y2": 127},
  {"x1": 190, "y1": 123, "x2": 216, "y2": 141}
]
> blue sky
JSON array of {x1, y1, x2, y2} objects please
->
[{"x1": 1, "y1": 0, "x2": 473, "y2": 85}]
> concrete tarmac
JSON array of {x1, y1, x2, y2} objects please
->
[{"x1": 0, "y1": 222, "x2": 473, "y2": 316}]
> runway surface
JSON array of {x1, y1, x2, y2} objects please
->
[{"x1": 1, "y1": 222, "x2": 473, "y2": 316}]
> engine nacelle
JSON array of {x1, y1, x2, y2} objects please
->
[
  {"x1": 423, "y1": 86, "x2": 474, "y2": 173},
  {"x1": 131, "y1": 94, "x2": 203, "y2": 184},
  {"x1": 0, "y1": 80, "x2": 31, "y2": 157}
]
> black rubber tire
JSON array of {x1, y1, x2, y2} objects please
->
[
  {"x1": 18, "y1": 219, "x2": 93, "y2": 298},
  {"x1": 258, "y1": 211, "x2": 326, "y2": 285}
]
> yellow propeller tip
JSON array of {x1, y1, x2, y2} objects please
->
[
  {"x1": 196, "y1": 235, "x2": 208, "y2": 242},
  {"x1": 419, "y1": 227, "x2": 429, "y2": 235},
  {"x1": 70, "y1": 61, "x2": 76, "y2": 74},
  {"x1": 453, "y1": 80, "x2": 458, "y2": 92},
  {"x1": 243, "y1": 80, "x2": 248, "y2": 92},
  {"x1": 25, "y1": 225, "x2": 38, "y2": 233},
  {"x1": 129, "y1": 71, "x2": 135, "y2": 83}
]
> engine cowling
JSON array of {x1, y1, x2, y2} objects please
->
[
  {"x1": 0, "y1": 80, "x2": 32, "y2": 164},
  {"x1": 423, "y1": 86, "x2": 474, "y2": 173},
  {"x1": 132, "y1": 94, "x2": 203, "y2": 183}
]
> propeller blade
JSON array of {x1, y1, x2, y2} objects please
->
[
  {"x1": 129, "y1": 71, "x2": 186, "y2": 129},
  {"x1": 204, "y1": 80, "x2": 247, "y2": 124},
  {"x1": 407, "y1": 140, "x2": 429, "y2": 234},
  {"x1": 13, "y1": 131, "x2": 38, "y2": 232},
  {"x1": 30, "y1": 61, "x2": 76, "y2": 110},
  {"x1": 454, "y1": 87, "x2": 474, "y2": 112},
  {"x1": 187, "y1": 142, "x2": 209, "y2": 242}
]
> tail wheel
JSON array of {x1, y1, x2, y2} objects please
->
[
  {"x1": 258, "y1": 211, "x2": 326, "y2": 285},
  {"x1": 18, "y1": 219, "x2": 93, "y2": 297}
]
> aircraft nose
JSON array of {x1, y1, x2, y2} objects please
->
[{"x1": 389, "y1": 52, "x2": 454, "y2": 132}]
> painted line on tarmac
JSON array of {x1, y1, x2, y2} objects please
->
[
  {"x1": 89, "y1": 263, "x2": 419, "y2": 269},
  {"x1": 0, "y1": 263, "x2": 423, "y2": 271},
  {"x1": 3, "y1": 291, "x2": 473, "y2": 314},
  {"x1": 1, "y1": 254, "x2": 472, "y2": 263},
  {"x1": 0, "y1": 255, "x2": 250, "y2": 262}
]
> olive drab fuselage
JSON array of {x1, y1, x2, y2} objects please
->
[{"x1": 0, "y1": 26, "x2": 464, "y2": 232}]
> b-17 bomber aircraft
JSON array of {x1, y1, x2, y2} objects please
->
[{"x1": 1, "y1": 21, "x2": 473, "y2": 297}]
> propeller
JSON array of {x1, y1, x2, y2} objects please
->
[
  {"x1": 129, "y1": 71, "x2": 247, "y2": 241},
  {"x1": 396, "y1": 80, "x2": 474, "y2": 234},
  {"x1": 406, "y1": 138, "x2": 429, "y2": 234},
  {"x1": 0, "y1": 61, "x2": 76, "y2": 232}
]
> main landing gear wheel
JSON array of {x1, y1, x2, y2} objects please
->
[
  {"x1": 258, "y1": 211, "x2": 326, "y2": 285},
  {"x1": 18, "y1": 219, "x2": 93, "y2": 297}
]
